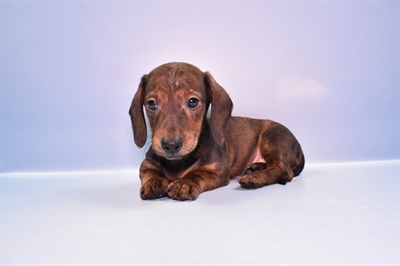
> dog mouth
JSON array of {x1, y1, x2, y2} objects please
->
[
  {"x1": 153, "y1": 137, "x2": 198, "y2": 161},
  {"x1": 157, "y1": 147, "x2": 192, "y2": 161},
  {"x1": 163, "y1": 153, "x2": 184, "y2": 160}
]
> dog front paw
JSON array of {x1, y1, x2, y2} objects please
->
[
  {"x1": 167, "y1": 179, "x2": 200, "y2": 201},
  {"x1": 140, "y1": 177, "x2": 169, "y2": 200}
]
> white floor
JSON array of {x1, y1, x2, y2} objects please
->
[{"x1": 1, "y1": 160, "x2": 399, "y2": 265}]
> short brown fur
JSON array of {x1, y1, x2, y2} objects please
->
[{"x1": 129, "y1": 62, "x2": 305, "y2": 200}]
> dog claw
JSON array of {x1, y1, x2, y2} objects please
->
[
  {"x1": 153, "y1": 190, "x2": 161, "y2": 198},
  {"x1": 239, "y1": 180, "x2": 250, "y2": 189},
  {"x1": 179, "y1": 195, "x2": 188, "y2": 201},
  {"x1": 250, "y1": 178, "x2": 261, "y2": 188}
]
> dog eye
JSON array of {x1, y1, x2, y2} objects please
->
[
  {"x1": 146, "y1": 100, "x2": 158, "y2": 111},
  {"x1": 188, "y1": 98, "x2": 199, "y2": 108}
]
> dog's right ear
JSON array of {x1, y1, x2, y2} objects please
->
[{"x1": 129, "y1": 75, "x2": 147, "y2": 148}]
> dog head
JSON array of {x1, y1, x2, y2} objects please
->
[{"x1": 129, "y1": 62, "x2": 233, "y2": 160}]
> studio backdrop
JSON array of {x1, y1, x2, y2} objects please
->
[{"x1": 1, "y1": 1, "x2": 398, "y2": 173}]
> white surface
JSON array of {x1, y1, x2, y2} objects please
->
[{"x1": 2, "y1": 160, "x2": 399, "y2": 264}]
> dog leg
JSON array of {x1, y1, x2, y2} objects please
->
[
  {"x1": 167, "y1": 169, "x2": 229, "y2": 201},
  {"x1": 139, "y1": 160, "x2": 170, "y2": 200},
  {"x1": 239, "y1": 161, "x2": 294, "y2": 189}
]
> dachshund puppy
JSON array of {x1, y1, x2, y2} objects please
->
[{"x1": 129, "y1": 62, "x2": 305, "y2": 200}]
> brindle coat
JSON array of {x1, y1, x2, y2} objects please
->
[{"x1": 129, "y1": 62, "x2": 305, "y2": 200}]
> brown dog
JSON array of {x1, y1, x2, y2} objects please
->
[{"x1": 129, "y1": 62, "x2": 305, "y2": 200}]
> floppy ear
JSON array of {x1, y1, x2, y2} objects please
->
[
  {"x1": 129, "y1": 75, "x2": 148, "y2": 148},
  {"x1": 204, "y1": 71, "x2": 233, "y2": 146}
]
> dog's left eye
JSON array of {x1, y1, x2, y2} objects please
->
[{"x1": 188, "y1": 98, "x2": 199, "y2": 108}]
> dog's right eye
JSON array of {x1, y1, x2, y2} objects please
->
[{"x1": 146, "y1": 100, "x2": 158, "y2": 111}]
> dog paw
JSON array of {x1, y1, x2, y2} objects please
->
[
  {"x1": 140, "y1": 178, "x2": 169, "y2": 200},
  {"x1": 239, "y1": 171, "x2": 292, "y2": 188},
  {"x1": 167, "y1": 179, "x2": 200, "y2": 201},
  {"x1": 238, "y1": 174, "x2": 263, "y2": 189}
]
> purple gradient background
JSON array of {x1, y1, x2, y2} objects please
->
[{"x1": 1, "y1": 1, "x2": 398, "y2": 173}]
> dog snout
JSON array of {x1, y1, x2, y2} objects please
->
[{"x1": 161, "y1": 136, "x2": 183, "y2": 154}]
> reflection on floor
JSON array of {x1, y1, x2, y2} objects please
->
[{"x1": 2, "y1": 160, "x2": 399, "y2": 264}]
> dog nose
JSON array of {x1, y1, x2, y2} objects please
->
[{"x1": 161, "y1": 137, "x2": 183, "y2": 153}]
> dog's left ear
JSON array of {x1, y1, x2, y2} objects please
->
[
  {"x1": 204, "y1": 71, "x2": 233, "y2": 146},
  {"x1": 129, "y1": 75, "x2": 148, "y2": 148}
]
